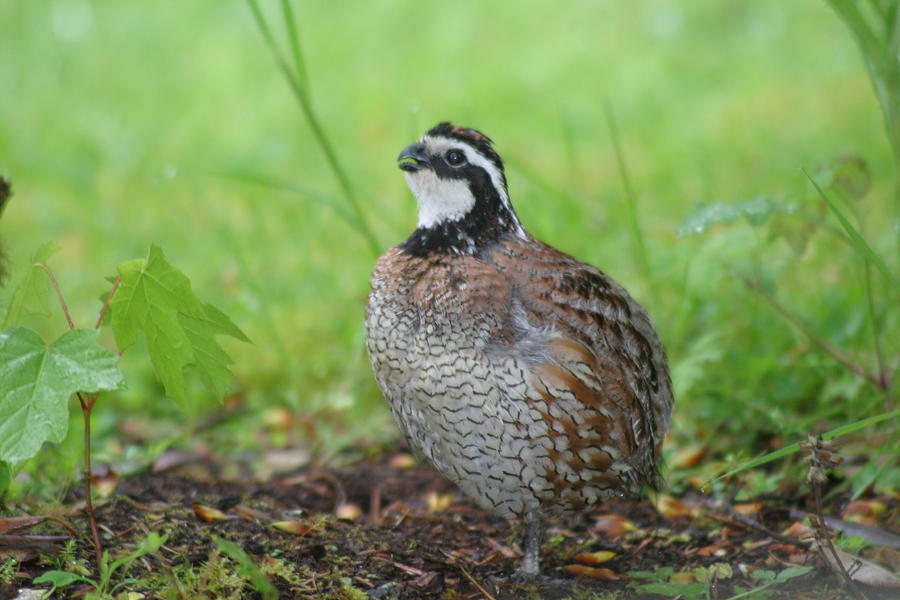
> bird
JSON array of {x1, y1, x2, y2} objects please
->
[{"x1": 365, "y1": 122, "x2": 673, "y2": 578}]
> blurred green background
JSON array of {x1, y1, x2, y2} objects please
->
[{"x1": 0, "y1": 1, "x2": 896, "y2": 494}]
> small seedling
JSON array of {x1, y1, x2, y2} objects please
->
[
  {"x1": 34, "y1": 532, "x2": 168, "y2": 599},
  {"x1": 0, "y1": 243, "x2": 248, "y2": 575}
]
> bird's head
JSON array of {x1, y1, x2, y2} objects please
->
[{"x1": 397, "y1": 122, "x2": 525, "y2": 255}]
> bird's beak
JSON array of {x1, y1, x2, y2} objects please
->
[{"x1": 398, "y1": 143, "x2": 430, "y2": 172}]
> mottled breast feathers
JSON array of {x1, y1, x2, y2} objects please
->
[{"x1": 366, "y1": 232, "x2": 672, "y2": 518}]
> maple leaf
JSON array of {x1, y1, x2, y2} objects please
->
[
  {"x1": 0, "y1": 327, "x2": 125, "y2": 462},
  {"x1": 180, "y1": 303, "x2": 250, "y2": 400},
  {"x1": 110, "y1": 245, "x2": 248, "y2": 403},
  {"x1": 1, "y1": 242, "x2": 61, "y2": 328}
]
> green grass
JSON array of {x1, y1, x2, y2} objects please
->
[{"x1": 0, "y1": 1, "x2": 896, "y2": 492}]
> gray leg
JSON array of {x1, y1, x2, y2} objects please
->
[{"x1": 519, "y1": 511, "x2": 542, "y2": 577}]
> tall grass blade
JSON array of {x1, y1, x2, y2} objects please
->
[
  {"x1": 708, "y1": 409, "x2": 900, "y2": 484},
  {"x1": 280, "y1": 0, "x2": 308, "y2": 95},
  {"x1": 604, "y1": 103, "x2": 652, "y2": 285},
  {"x1": 803, "y1": 168, "x2": 900, "y2": 292},
  {"x1": 245, "y1": 0, "x2": 381, "y2": 256},
  {"x1": 863, "y1": 262, "x2": 889, "y2": 390},
  {"x1": 825, "y1": 0, "x2": 900, "y2": 200}
]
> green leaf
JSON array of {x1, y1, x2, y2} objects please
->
[
  {"x1": 180, "y1": 304, "x2": 250, "y2": 399},
  {"x1": 110, "y1": 245, "x2": 248, "y2": 403},
  {"x1": 0, "y1": 327, "x2": 125, "y2": 462},
  {"x1": 213, "y1": 536, "x2": 278, "y2": 600},
  {"x1": 1, "y1": 242, "x2": 61, "y2": 328},
  {"x1": 774, "y1": 566, "x2": 813, "y2": 582},
  {"x1": 33, "y1": 569, "x2": 97, "y2": 588},
  {"x1": 678, "y1": 196, "x2": 785, "y2": 236},
  {"x1": 108, "y1": 532, "x2": 167, "y2": 575}
]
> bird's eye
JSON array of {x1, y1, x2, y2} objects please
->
[{"x1": 446, "y1": 149, "x2": 466, "y2": 166}]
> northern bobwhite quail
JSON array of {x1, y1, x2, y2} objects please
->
[{"x1": 365, "y1": 122, "x2": 674, "y2": 577}]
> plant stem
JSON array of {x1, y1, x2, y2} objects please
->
[
  {"x1": 34, "y1": 263, "x2": 74, "y2": 329},
  {"x1": 806, "y1": 436, "x2": 869, "y2": 600},
  {"x1": 77, "y1": 391, "x2": 103, "y2": 572},
  {"x1": 37, "y1": 262, "x2": 119, "y2": 574},
  {"x1": 77, "y1": 277, "x2": 123, "y2": 570},
  {"x1": 96, "y1": 276, "x2": 121, "y2": 330}
]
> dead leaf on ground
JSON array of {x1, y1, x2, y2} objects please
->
[
  {"x1": 592, "y1": 514, "x2": 637, "y2": 537},
  {"x1": 841, "y1": 499, "x2": 886, "y2": 525},
  {"x1": 233, "y1": 504, "x2": 269, "y2": 522},
  {"x1": 670, "y1": 445, "x2": 707, "y2": 469},
  {"x1": 563, "y1": 564, "x2": 623, "y2": 581},
  {"x1": 263, "y1": 406, "x2": 295, "y2": 430},
  {"x1": 272, "y1": 520, "x2": 317, "y2": 537},
  {"x1": 426, "y1": 491, "x2": 454, "y2": 513},
  {"x1": 91, "y1": 467, "x2": 120, "y2": 498},
  {"x1": 655, "y1": 495, "x2": 691, "y2": 518},
  {"x1": 192, "y1": 504, "x2": 232, "y2": 521},
  {"x1": 733, "y1": 502, "x2": 763, "y2": 517},
  {"x1": 0, "y1": 516, "x2": 47, "y2": 534},
  {"x1": 388, "y1": 453, "x2": 416, "y2": 469},
  {"x1": 693, "y1": 543, "x2": 730, "y2": 557},
  {"x1": 335, "y1": 503, "x2": 363, "y2": 520},
  {"x1": 782, "y1": 521, "x2": 814, "y2": 541},
  {"x1": 573, "y1": 550, "x2": 616, "y2": 565}
]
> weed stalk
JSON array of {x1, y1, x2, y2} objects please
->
[{"x1": 802, "y1": 435, "x2": 868, "y2": 600}]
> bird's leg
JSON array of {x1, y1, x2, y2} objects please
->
[{"x1": 517, "y1": 510, "x2": 542, "y2": 578}]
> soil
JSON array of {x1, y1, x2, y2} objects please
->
[{"x1": 2, "y1": 449, "x2": 898, "y2": 600}]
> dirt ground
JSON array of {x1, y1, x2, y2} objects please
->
[{"x1": 2, "y1": 448, "x2": 898, "y2": 599}]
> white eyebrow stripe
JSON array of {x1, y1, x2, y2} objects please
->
[{"x1": 423, "y1": 135, "x2": 527, "y2": 238}]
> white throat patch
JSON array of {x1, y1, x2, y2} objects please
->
[{"x1": 404, "y1": 169, "x2": 475, "y2": 229}]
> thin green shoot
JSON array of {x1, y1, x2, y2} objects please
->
[
  {"x1": 803, "y1": 167, "x2": 899, "y2": 293},
  {"x1": 605, "y1": 102, "x2": 652, "y2": 289},
  {"x1": 863, "y1": 262, "x2": 890, "y2": 391},
  {"x1": 826, "y1": 0, "x2": 899, "y2": 200},
  {"x1": 707, "y1": 409, "x2": 899, "y2": 485},
  {"x1": 244, "y1": 0, "x2": 380, "y2": 256},
  {"x1": 280, "y1": 0, "x2": 308, "y2": 97}
]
